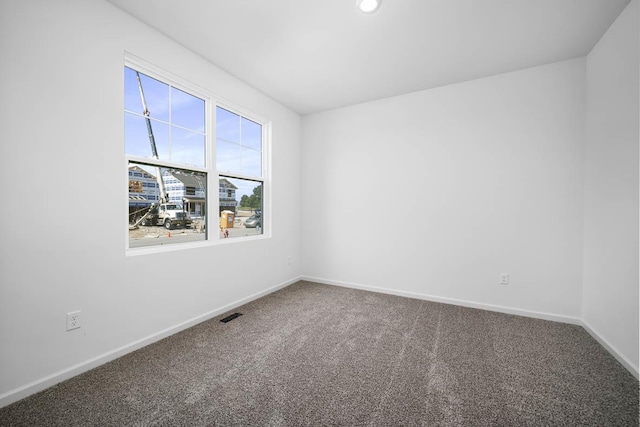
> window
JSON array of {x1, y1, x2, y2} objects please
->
[
  {"x1": 216, "y1": 106, "x2": 264, "y2": 238},
  {"x1": 125, "y1": 64, "x2": 207, "y2": 249},
  {"x1": 125, "y1": 60, "x2": 268, "y2": 250}
]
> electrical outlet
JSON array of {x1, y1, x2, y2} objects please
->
[
  {"x1": 66, "y1": 310, "x2": 81, "y2": 331},
  {"x1": 287, "y1": 256, "x2": 292, "y2": 265},
  {"x1": 499, "y1": 273, "x2": 509, "y2": 286}
]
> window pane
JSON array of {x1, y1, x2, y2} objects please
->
[
  {"x1": 241, "y1": 147, "x2": 262, "y2": 176},
  {"x1": 216, "y1": 107, "x2": 240, "y2": 143},
  {"x1": 128, "y1": 162, "x2": 207, "y2": 248},
  {"x1": 124, "y1": 113, "x2": 150, "y2": 157},
  {"x1": 125, "y1": 66, "x2": 206, "y2": 167},
  {"x1": 140, "y1": 74, "x2": 169, "y2": 122},
  {"x1": 241, "y1": 117, "x2": 262, "y2": 151},
  {"x1": 124, "y1": 67, "x2": 143, "y2": 115},
  {"x1": 124, "y1": 68, "x2": 170, "y2": 122},
  {"x1": 217, "y1": 139, "x2": 241, "y2": 174},
  {"x1": 216, "y1": 106, "x2": 263, "y2": 178},
  {"x1": 171, "y1": 87, "x2": 205, "y2": 132},
  {"x1": 171, "y1": 127, "x2": 205, "y2": 168},
  {"x1": 219, "y1": 177, "x2": 263, "y2": 239},
  {"x1": 125, "y1": 113, "x2": 169, "y2": 160}
]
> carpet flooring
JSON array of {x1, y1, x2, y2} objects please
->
[{"x1": 0, "y1": 281, "x2": 638, "y2": 426}]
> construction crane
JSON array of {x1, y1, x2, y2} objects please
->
[
  {"x1": 130, "y1": 72, "x2": 189, "y2": 230},
  {"x1": 136, "y1": 71, "x2": 167, "y2": 205}
]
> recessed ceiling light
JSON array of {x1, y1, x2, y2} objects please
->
[{"x1": 357, "y1": 0, "x2": 381, "y2": 14}]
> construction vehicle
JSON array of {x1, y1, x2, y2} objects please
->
[{"x1": 140, "y1": 203, "x2": 192, "y2": 230}]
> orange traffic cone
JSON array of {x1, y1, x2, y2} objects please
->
[{"x1": 167, "y1": 231, "x2": 171, "y2": 238}]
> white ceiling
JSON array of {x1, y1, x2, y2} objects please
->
[{"x1": 106, "y1": 0, "x2": 630, "y2": 115}]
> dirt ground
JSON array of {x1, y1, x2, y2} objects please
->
[{"x1": 128, "y1": 209, "x2": 257, "y2": 239}]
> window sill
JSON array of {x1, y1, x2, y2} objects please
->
[{"x1": 125, "y1": 232, "x2": 270, "y2": 256}]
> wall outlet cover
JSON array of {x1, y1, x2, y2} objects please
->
[
  {"x1": 66, "y1": 311, "x2": 81, "y2": 331},
  {"x1": 499, "y1": 273, "x2": 509, "y2": 285}
]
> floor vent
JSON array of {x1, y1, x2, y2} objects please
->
[{"x1": 220, "y1": 313, "x2": 243, "y2": 323}]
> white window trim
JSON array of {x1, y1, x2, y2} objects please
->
[
  {"x1": 214, "y1": 101, "x2": 272, "y2": 245},
  {"x1": 124, "y1": 53, "x2": 271, "y2": 256}
]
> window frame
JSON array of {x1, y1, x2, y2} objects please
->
[
  {"x1": 214, "y1": 103, "x2": 268, "y2": 239},
  {"x1": 124, "y1": 54, "x2": 270, "y2": 255}
]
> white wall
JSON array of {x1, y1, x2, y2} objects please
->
[
  {"x1": 583, "y1": 0, "x2": 639, "y2": 373},
  {"x1": 0, "y1": 0, "x2": 301, "y2": 405},
  {"x1": 302, "y1": 58, "x2": 586, "y2": 319}
]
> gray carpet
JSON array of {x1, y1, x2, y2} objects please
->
[{"x1": 0, "y1": 281, "x2": 638, "y2": 426}]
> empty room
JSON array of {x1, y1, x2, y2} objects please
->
[{"x1": 0, "y1": 0, "x2": 638, "y2": 425}]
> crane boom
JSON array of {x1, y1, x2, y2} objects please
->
[{"x1": 135, "y1": 71, "x2": 167, "y2": 204}]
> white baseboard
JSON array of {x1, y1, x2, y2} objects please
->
[
  {"x1": 0, "y1": 276, "x2": 302, "y2": 409},
  {"x1": 580, "y1": 319, "x2": 639, "y2": 379},
  {"x1": 302, "y1": 276, "x2": 582, "y2": 325},
  {"x1": 302, "y1": 275, "x2": 639, "y2": 379}
]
